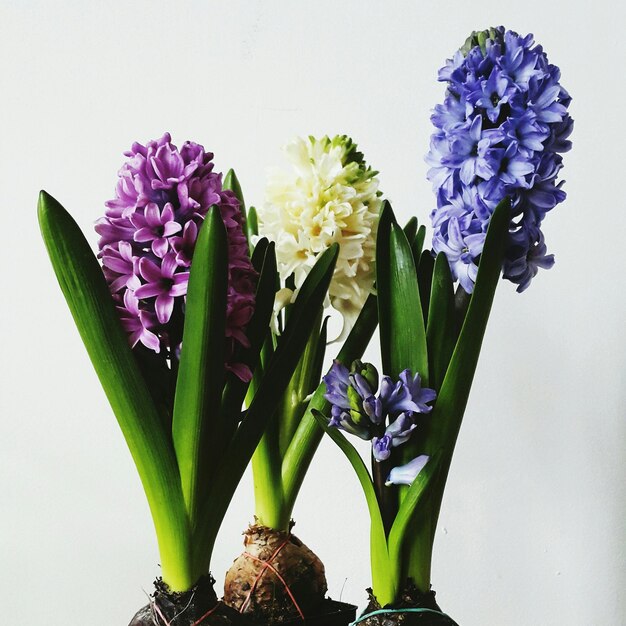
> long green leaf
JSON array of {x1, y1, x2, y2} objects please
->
[
  {"x1": 426, "y1": 253, "x2": 456, "y2": 391},
  {"x1": 417, "y1": 249, "x2": 434, "y2": 324},
  {"x1": 428, "y1": 198, "x2": 510, "y2": 452},
  {"x1": 403, "y1": 216, "x2": 418, "y2": 243},
  {"x1": 379, "y1": 221, "x2": 428, "y2": 382},
  {"x1": 219, "y1": 241, "x2": 276, "y2": 424},
  {"x1": 387, "y1": 450, "x2": 443, "y2": 578},
  {"x1": 280, "y1": 291, "x2": 378, "y2": 515},
  {"x1": 223, "y1": 168, "x2": 248, "y2": 232},
  {"x1": 38, "y1": 191, "x2": 193, "y2": 591},
  {"x1": 413, "y1": 224, "x2": 426, "y2": 266},
  {"x1": 247, "y1": 206, "x2": 259, "y2": 250},
  {"x1": 375, "y1": 201, "x2": 394, "y2": 375},
  {"x1": 172, "y1": 206, "x2": 228, "y2": 526},
  {"x1": 408, "y1": 198, "x2": 511, "y2": 591},
  {"x1": 225, "y1": 244, "x2": 281, "y2": 528},
  {"x1": 311, "y1": 411, "x2": 394, "y2": 604},
  {"x1": 193, "y1": 244, "x2": 339, "y2": 578},
  {"x1": 223, "y1": 169, "x2": 245, "y2": 211}
]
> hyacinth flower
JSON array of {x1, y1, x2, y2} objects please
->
[
  {"x1": 223, "y1": 136, "x2": 381, "y2": 623},
  {"x1": 427, "y1": 26, "x2": 572, "y2": 293},
  {"x1": 38, "y1": 133, "x2": 340, "y2": 626},
  {"x1": 314, "y1": 29, "x2": 572, "y2": 626}
]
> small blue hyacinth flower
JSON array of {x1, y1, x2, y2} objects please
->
[
  {"x1": 329, "y1": 403, "x2": 371, "y2": 440},
  {"x1": 398, "y1": 370, "x2": 437, "y2": 414},
  {"x1": 324, "y1": 360, "x2": 380, "y2": 439},
  {"x1": 322, "y1": 360, "x2": 351, "y2": 411},
  {"x1": 372, "y1": 412, "x2": 418, "y2": 462},
  {"x1": 386, "y1": 455, "x2": 431, "y2": 486},
  {"x1": 323, "y1": 362, "x2": 436, "y2": 461}
]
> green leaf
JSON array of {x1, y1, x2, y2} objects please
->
[
  {"x1": 223, "y1": 168, "x2": 246, "y2": 222},
  {"x1": 220, "y1": 241, "x2": 277, "y2": 422},
  {"x1": 417, "y1": 249, "x2": 434, "y2": 324},
  {"x1": 426, "y1": 253, "x2": 456, "y2": 391},
  {"x1": 193, "y1": 244, "x2": 339, "y2": 578},
  {"x1": 403, "y1": 216, "x2": 418, "y2": 243},
  {"x1": 378, "y1": 221, "x2": 428, "y2": 382},
  {"x1": 278, "y1": 307, "x2": 324, "y2": 456},
  {"x1": 375, "y1": 201, "x2": 394, "y2": 376},
  {"x1": 386, "y1": 450, "x2": 443, "y2": 581},
  {"x1": 311, "y1": 410, "x2": 395, "y2": 604},
  {"x1": 38, "y1": 191, "x2": 193, "y2": 591},
  {"x1": 280, "y1": 291, "x2": 378, "y2": 516},
  {"x1": 224, "y1": 169, "x2": 256, "y2": 256},
  {"x1": 403, "y1": 199, "x2": 511, "y2": 592},
  {"x1": 413, "y1": 224, "x2": 426, "y2": 266},
  {"x1": 247, "y1": 205, "x2": 259, "y2": 249},
  {"x1": 428, "y1": 198, "x2": 510, "y2": 453},
  {"x1": 171, "y1": 206, "x2": 229, "y2": 527},
  {"x1": 223, "y1": 168, "x2": 245, "y2": 208}
]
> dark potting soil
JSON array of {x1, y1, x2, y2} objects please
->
[
  {"x1": 250, "y1": 598, "x2": 357, "y2": 626},
  {"x1": 128, "y1": 576, "x2": 253, "y2": 626},
  {"x1": 355, "y1": 585, "x2": 460, "y2": 626}
]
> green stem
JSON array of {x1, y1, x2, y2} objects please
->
[
  {"x1": 251, "y1": 413, "x2": 287, "y2": 529},
  {"x1": 281, "y1": 293, "x2": 378, "y2": 518}
]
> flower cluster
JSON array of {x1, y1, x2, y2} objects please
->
[
  {"x1": 426, "y1": 27, "x2": 573, "y2": 292},
  {"x1": 259, "y1": 135, "x2": 381, "y2": 332},
  {"x1": 323, "y1": 360, "x2": 435, "y2": 485},
  {"x1": 96, "y1": 133, "x2": 257, "y2": 380}
]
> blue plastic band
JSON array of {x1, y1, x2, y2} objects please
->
[{"x1": 350, "y1": 607, "x2": 448, "y2": 625}]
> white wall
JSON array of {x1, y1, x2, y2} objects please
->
[{"x1": 2, "y1": 1, "x2": 624, "y2": 624}]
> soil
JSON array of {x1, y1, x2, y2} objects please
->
[
  {"x1": 356, "y1": 584, "x2": 460, "y2": 626},
  {"x1": 129, "y1": 576, "x2": 252, "y2": 626}
]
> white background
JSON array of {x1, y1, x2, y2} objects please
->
[{"x1": 2, "y1": 1, "x2": 625, "y2": 625}]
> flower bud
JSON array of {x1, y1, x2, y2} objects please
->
[
  {"x1": 351, "y1": 359, "x2": 379, "y2": 393},
  {"x1": 460, "y1": 26, "x2": 501, "y2": 56}
]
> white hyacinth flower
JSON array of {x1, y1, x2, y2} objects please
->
[{"x1": 258, "y1": 135, "x2": 381, "y2": 337}]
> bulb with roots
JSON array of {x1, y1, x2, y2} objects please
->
[{"x1": 224, "y1": 524, "x2": 328, "y2": 622}]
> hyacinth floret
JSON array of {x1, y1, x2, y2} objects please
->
[
  {"x1": 259, "y1": 135, "x2": 381, "y2": 333},
  {"x1": 96, "y1": 133, "x2": 257, "y2": 380},
  {"x1": 323, "y1": 360, "x2": 436, "y2": 485},
  {"x1": 426, "y1": 26, "x2": 573, "y2": 292}
]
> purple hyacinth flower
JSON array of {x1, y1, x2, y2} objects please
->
[
  {"x1": 386, "y1": 455, "x2": 430, "y2": 486},
  {"x1": 116, "y1": 290, "x2": 160, "y2": 352},
  {"x1": 131, "y1": 202, "x2": 182, "y2": 258},
  {"x1": 171, "y1": 220, "x2": 198, "y2": 267},
  {"x1": 101, "y1": 241, "x2": 141, "y2": 293},
  {"x1": 426, "y1": 27, "x2": 572, "y2": 292},
  {"x1": 135, "y1": 254, "x2": 189, "y2": 324},
  {"x1": 97, "y1": 133, "x2": 257, "y2": 380}
]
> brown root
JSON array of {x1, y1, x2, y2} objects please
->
[
  {"x1": 223, "y1": 524, "x2": 328, "y2": 622},
  {"x1": 129, "y1": 575, "x2": 250, "y2": 626}
]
